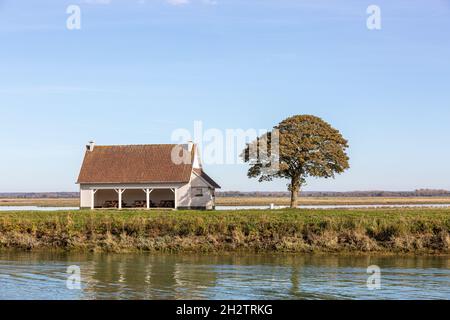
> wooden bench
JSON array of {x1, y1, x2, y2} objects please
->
[
  {"x1": 159, "y1": 200, "x2": 175, "y2": 208},
  {"x1": 133, "y1": 200, "x2": 146, "y2": 208}
]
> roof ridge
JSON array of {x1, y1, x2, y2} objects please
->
[{"x1": 94, "y1": 143, "x2": 194, "y2": 147}]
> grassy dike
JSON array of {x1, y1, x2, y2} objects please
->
[{"x1": 0, "y1": 208, "x2": 449, "y2": 254}]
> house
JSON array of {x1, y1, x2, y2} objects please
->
[{"x1": 76, "y1": 141, "x2": 220, "y2": 210}]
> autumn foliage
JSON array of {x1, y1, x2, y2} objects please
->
[{"x1": 243, "y1": 115, "x2": 350, "y2": 208}]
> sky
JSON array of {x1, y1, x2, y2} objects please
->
[{"x1": 0, "y1": 0, "x2": 450, "y2": 192}]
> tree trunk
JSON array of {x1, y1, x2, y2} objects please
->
[{"x1": 290, "y1": 176, "x2": 300, "y2": 208}]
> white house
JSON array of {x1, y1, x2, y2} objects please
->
[{"x1": 77, "y1": 142, "x2": 220, "y2": 210}]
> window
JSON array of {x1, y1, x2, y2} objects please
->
[{"x1": 192, "y1": 188, "x2": 204, "y2": 197}]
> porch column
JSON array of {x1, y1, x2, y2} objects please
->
[
  {"x1": 90, "y1": 189, "x2": 98, "y2": 210},
  {"x1": 115, "y1": 189, "x2": 125, "y2": 209},
  {"x1": 175, "y1": 188, "x2": 178, "y2": 209},
  {"x1": 170, "y1": 188, "x2": 178, "y2": 210},
  {"x1": 143, "y1": 189, "x2": 154, "y2": 210}
]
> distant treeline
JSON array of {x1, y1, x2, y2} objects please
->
[
  {"x1": 1, "y1": 189, "x2": 450, "y2": 199},
  {"x1": 217, "y1": 189, "x2": 450, "y2": 198},
  {"x1": 0, "y1": 192, "x2": 79, "y2": 199}
]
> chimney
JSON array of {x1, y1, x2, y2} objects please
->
[
  {"x1": 86, "y1": 141, "x2": 95, "y2": 152},
  {"x1": 187, "y1": 140, "x2": 194, "y2": 152}
]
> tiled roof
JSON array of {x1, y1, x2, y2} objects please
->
[{"x1": 77, "y1": 144, "x2": 194, "y2": 184}]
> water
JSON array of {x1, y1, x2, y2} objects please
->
[
  {"x1": 0, "y1": 206, "x2": 79, "y2": 211},
  {"x1": 1, "y1": 203, "x2": 450, "y2": 211},
  {"x1": 0, "y1": 252, "x2": 448, "y2": 300}
]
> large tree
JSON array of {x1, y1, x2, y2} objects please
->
[{"x1": 242, "y1": 115, "x2": 350, "y2": 208}]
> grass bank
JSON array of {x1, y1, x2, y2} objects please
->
[{"x1": 0, "y1": 208, "x2": 449, "y2": 254}]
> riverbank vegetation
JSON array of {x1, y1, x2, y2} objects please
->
[{"x1": 0, "y1": 208, "x2": 449, "y2": 254}]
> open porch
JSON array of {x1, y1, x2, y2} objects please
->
[{"x1": 90, "y1": 187, "x2": 178, "y2": 210}]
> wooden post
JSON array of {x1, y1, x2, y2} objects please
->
[
  {"x1": 143, "y1": 189, "x2": 153, "y2": 210},
  {"x1": 171, "y1": 188, "x2": 178, "y2": 210},
  {"x1": 116, "y1": 189, "x2": 125, "y2": 210},
  {"x1": 91, "y1": 189, "x2": 98, "y2": 210},
  {"x1": 175, "y1": 188, "x2": 178, "y2": 209},
  {"x1": 119, "y1": 189, "x2": 123, "y2": 210}
]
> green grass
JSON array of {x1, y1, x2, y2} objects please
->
[{"x1": 0, "y1": 208, "x2": 449, "y2": 254}]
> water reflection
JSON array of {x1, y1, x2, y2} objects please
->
[{"x1": 0, "y1": 252, "x2": 449, "y2": 300}]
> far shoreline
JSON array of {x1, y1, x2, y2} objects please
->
[{"x1": 3, "y1": 196, "x2": 450, "y2": 207}]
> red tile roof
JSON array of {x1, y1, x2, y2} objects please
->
[{"x1": 77, "y1": 144, "x2": 195, "y2": 184}]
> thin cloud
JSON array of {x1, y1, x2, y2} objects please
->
[
  {"x1": 166, "y1": 0, "x2": 190, "y2": 5},
  {"x1": 0, "y1": 85, "x2": 108, "y2": 95},
  {"x1": 82, "y1": 0, "x2": 112, "y2": 4},
  {"x1": 165, "y1": 0, "x2": 218, "y2": 6},
  {"x1": 80, "y1": 0, "x2": 217, "y2": 6},
  {"x1": 202, "y1": 0, "x2": 218, "y2": 5}
]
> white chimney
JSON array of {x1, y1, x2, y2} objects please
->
[
  {"x1": 86, "y1": 141, "x2": 95, "y2": 152},
  {"x1": 187, "y1": 140, "x2": 194, "y2": 152}
]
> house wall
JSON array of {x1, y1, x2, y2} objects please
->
[
  {"x1": 177, "y1": 172, "x2": 215, "y2": 210},
  {"x1": 80, "y1": 186, "x2": 91, "y2": 208}
]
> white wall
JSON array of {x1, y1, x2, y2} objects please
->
[
  {"x1": 80, "y1": 186, "x2": 91, "y2": 208},
  {"x1": 177, "y1": 172, "x2": 215, "y2": 209}
]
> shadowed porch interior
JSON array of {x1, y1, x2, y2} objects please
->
[{"x1": 94, "y1": 189, "x2": 175, "y2": 209}]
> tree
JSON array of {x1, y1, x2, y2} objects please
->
[{"x1": 242, "y1": 115, "x2": 350, "y2": 208}]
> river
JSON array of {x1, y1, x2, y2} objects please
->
[{"x1": 0, "y1": 252, "x2": 448, "y2": 300}]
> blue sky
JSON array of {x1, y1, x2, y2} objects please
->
[{"x1": 1, "y1": 0, "x2": 449, "y2": 192}]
